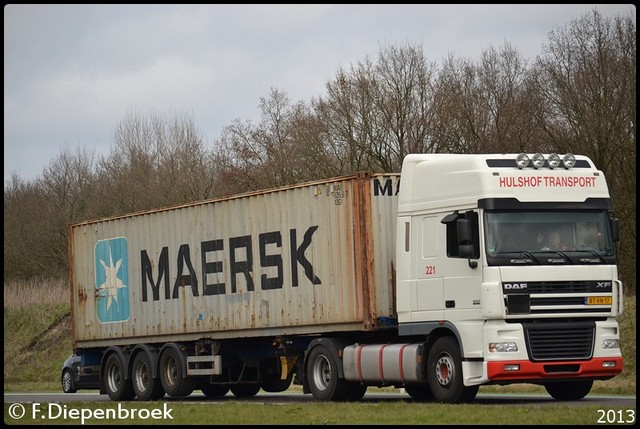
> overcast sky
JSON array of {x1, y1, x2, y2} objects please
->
[{"x1": 4, "y1": 4, "x2": 635, "y2": 183}]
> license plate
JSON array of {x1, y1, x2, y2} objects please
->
[{"x1": 586, "y1": 296, "x2": 612, "y2": 305}]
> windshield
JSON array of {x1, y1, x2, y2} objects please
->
[{"x1": 484, "y1": 210, "x2": 615, "y2": 264}]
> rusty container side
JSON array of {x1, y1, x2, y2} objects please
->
[{"x1": 70, "y1": 173, "x2": 399, "y2": 348}]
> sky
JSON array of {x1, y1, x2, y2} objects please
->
[{"x1": 4, "y1": 4, "x2": 636, "y2": 183}]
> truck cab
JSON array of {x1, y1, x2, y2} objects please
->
[{"x1": 394, "y1": 153, "x2": 623, "y2": 401}]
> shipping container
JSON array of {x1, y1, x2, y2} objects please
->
[{"x1": 69, "y1": 173, "x2": 400, "y2": 348}]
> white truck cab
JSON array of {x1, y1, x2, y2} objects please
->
[{"x1": 394, "y1": 153, "x2": 623, "y2": 400}]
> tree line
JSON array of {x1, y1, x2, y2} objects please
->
[{"x1": 4, "y1": 9, "x2": 636, "y2": 293}]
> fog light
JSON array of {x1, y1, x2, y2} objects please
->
[
  {"x1": 504, "y1": 364, "x2": 520, "y2": 371},
  {"x1": 489, "y1": 342, "x2": 518, "y2": 353},
  {"x1": 602, "y1": 339, "x2": 619, "y2": 349},
  {"x1": 602, "y1": 361, "x2": 617, "y2": 368}
]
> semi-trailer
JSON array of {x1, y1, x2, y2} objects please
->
[{"x1": 63, "y1": 153, "x2": 623, "y2": 403}]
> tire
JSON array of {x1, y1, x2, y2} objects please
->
[
  {"x1": 131, "y1": 351, "x2": 165, "y2": 401},
  {"x1": 404, "y1": 383, "x2": 434, "y2": 402},
  {"x1": 61, "y1": 369, "x2": 77, "y2": 394},
  {"x1": 261, "y1": 363, "x2": 294, "y2": 393},
  {"x1": 427, "y1": 337, "x2": 478, "y2": 404},
  {"x1": 230, "y1": 383, "x2": 261, "y2": 397},
  {"x1": 305, "y1": 344, "x2": 349, "y2": 401},
  {"x1": 200, "y1": 383, "x2": 230, "y2": 398},
  {"x1": 545, "y1": 380, "x2": 593, "y2": 401},
  {"x1": 159, "y1": 347, "x2": 195, "y2": 397},
  {"x1": 103, "y1": 353, "x2": 135, "y2": 401},
  {"x1": 344, "y1": 382, "x2": 367, "y2": 401}
]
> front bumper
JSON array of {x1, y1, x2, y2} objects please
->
[{"x1": 487, "y1": 356, "x2": 623, "y2": 381}]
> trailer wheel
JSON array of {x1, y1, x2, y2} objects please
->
[
  {"x1": 230, "y1": 383, "x2": 261, "y2": 397},
  {"x1": 200, "y1": 383, "x2": 230, "y2": 397},
  {"x1": 159, "y1": 347, "x2": 195, "y2": 397},
  {"x1": 544, "y1": 380, "x2": 593, "y2": 401},
  {"x1": 404, "y1": 383, "x2": 434, "y2": 402},
  {"x1": 261, "y1": 363, "x2": 294, "y2": 393},
  {"x1": 427, "y1": 337, "x2": 478, "y2": 403},
  {"x1": 306, "y1": 344, "x2": 349, "y2": 401},
  {"x1": 132, "y1": 352, "x2": 165, "y2": 401},
  {"x1": 103, "y1": 353, "x2": 135, "y2": 401}
]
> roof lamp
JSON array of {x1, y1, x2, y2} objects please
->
[
  {"x1": 562, "y1": 153, "x2": 576, "y2": 169},
  {"x1": 531, "y1": 153, "x2": 545, "y2": 168},
  {"x1": 515, "y1": 153, "x2": 530, "y2": 168},
  {"x1": 548, "y1": 153, "x2": 561, "y2": 169}
]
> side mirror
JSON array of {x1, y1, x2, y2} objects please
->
[
  {"x1": 610, "y1": 217, "x2": 620, "y2": 243},
  {"x1": 457, "y1": 218, "x2": 478, "y2": 268}
]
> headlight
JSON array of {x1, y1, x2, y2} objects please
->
[
  {"x1": 488, "y1": 342, "x2": 518, "y2": 353},
  {"x1": 602, "y1": 339, "x2": 619, "y2": 349}
]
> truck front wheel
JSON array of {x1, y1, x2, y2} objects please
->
[
  {"x1": 545, "y1": 380, "x2": 593, "y2": 400},
  {"x1": 103, "y1": 353, "x2": 135, "y2": 401},
  {"x1": 159, "y1": 347, "x2": 195, "y2": 397},
  {"x1": 306, "y1": 344, "x2": 349, "y2": 401},
  {"x1": 404, "y1": 383, "x2": 434, "y2": 402},
  {"x1": 427, "y1": 337, "x2": 478, "y2": 403}
]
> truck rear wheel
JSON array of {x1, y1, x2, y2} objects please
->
[
  {"x1": 103, "y1": 353, "x2": 135, "y2": 401},
  {"x1": 545, "y1": 380, "x2": 593, "y2": 400},
  {"x1": 427, "y1": 337, "x2": 478, "y2": 403},
  {"x1": 159, "y1": 347, "x2": 195, "y2": 397},
  {"x1": 132, "y1": 351, "x2": 165, "y2": 401},
  {"x1": 306, "y1": 344, "x2": 349, "y2": 401}
]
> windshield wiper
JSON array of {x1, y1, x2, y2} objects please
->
[{"x1": 520, "y1": 251, "x2": 541, "y2": 264}]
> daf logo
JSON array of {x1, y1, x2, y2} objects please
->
[
  {"x1": 596, "y1": 282, "x2": 612, "y2": 288},
  {"x1": 504, "y1": 283, "x2": 528, "y2": 290}
]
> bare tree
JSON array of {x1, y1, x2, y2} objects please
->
[
  {"x1": 38, "y1": 146, "x2": 98, "y2": 275},
  {"x1": 4, "y1": 174, "x2": 48, "y2": 279},
  {"x1": 96, "y1": 109, "x2": 214, "y2": 215},
  {"x1": 314, "y1": 43, "x2": 438, "y2": 173},
  {"x1": 214, "y1": 88, "x2": 323, "y2": 192},
  {"x1": 372, "y1": 42, "x2": 438, "y2": 170},
  {"x1": 433, "y1": 43, "x2": 536, "y2": 154}
]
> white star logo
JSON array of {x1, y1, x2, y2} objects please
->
[{"x1": 98, "y1": 247, "x2": 127, "y2": 312}]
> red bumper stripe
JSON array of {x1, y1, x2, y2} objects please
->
[{"x1": 487, "y1": 357, "x2": 623, "y2": 381}]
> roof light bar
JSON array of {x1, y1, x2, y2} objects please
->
[{"x1": 515, "y1": 153, "x2": 576, "y2": 169}]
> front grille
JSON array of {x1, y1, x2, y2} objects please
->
[
  {"x1": 523, "y1": 321, "x2": 594, "y2": 361},
  {"x1": 502, "y1": 281, "x2": 613, "y2": 316}
]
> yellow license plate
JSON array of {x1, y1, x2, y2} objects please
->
[{"x1": 586, "y1": 296, "x2": 612, "y2": 305}]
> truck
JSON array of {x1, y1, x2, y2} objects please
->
[{"x1": 64, "y1": 152, "x2": 624, "y2": 403}]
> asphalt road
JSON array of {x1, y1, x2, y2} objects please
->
[{"x1": 4, "y1": 390, "x2": 636, "y2": 408}]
